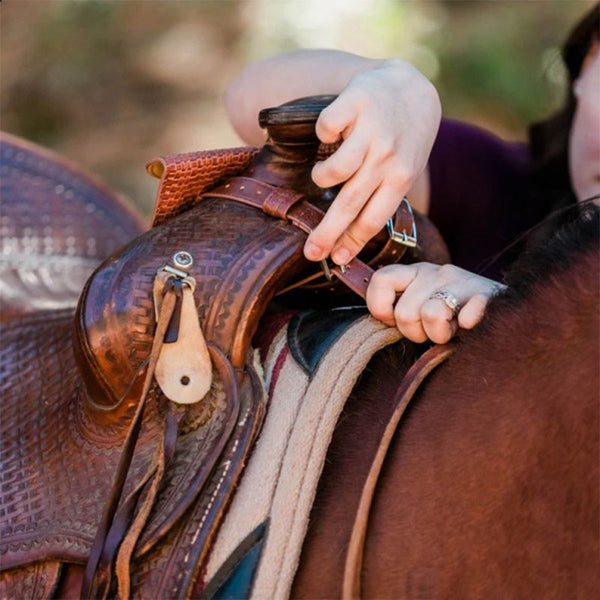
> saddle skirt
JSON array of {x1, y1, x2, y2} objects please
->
[{"x1": 0, "y1": 132, "x2": 145, "y2": 321}]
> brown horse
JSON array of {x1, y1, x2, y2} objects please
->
[
  {"x1": 294, "y1": 211, "x2": 599, "y2": 599},
  {"x1": 1, "y1": 128, "x2": 597, "y2": 599}
]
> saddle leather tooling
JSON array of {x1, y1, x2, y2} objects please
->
[
  {"x1": 0, "y1": 132, "x2": 145, "y2": 321},
  {"x1": 0, "y1": 96, "x2": 449, "y2": 599}
]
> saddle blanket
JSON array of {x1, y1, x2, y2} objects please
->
[{"x1": 204, "y1": 311, "x2": 401, "y2": 599}]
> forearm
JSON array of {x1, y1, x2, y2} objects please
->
[{"x1": 225, "y1": 50, "x2": 389, "y2": 145}]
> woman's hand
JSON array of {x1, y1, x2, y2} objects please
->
[
  {"x1": 225, "y1": 51, "x2": 440, "y2": 264},
  {"x1": 305, "y1": 59, "x2": 441, "y2": 265},
  {"x1": 366, "y1": 263, "x2": 505, "y2": 343}
]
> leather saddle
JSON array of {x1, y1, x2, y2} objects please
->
[{"x1": 0, "y1": 96, "x2": 449, "y2": 599}]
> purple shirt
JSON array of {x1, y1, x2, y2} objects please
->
[{"x1": 428, "y1": 120, "x2": 551, "y2": 280}]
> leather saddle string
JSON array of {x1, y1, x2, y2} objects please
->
[
  {"x1": 81, "y1": 285, "x2": 178, "y2": 599},
  {"x1": 342, "y1": 344, "x2": 454, "y2": 600},
  {"x1": 115, "y1": 410, "x2": 180, "y2": 600},
  {"x1": 90, "y1": 440, "x2": 165, "y2": 599}
]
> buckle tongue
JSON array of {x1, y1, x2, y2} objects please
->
[{"x1": 320, "y1": 259, "x2": 333, "y2": 281}]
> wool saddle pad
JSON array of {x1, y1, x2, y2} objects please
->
[{"x1": 204, "y1": 313, "x2": 401, "y2": 598}]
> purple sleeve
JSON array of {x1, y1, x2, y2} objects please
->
[{"x1": 427, "y1": 119, "x2": 548, "y2": 279}]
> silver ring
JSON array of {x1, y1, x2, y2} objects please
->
[{"x1": 428, "y1": 289, "x2": 461, "y2": 317}]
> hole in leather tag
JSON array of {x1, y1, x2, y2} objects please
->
[{"x1": 153, "y1": 272, "x2": 212, "y2": 404}]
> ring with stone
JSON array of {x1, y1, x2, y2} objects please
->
[{"x1": 428, "y1": 289, "x2": 461, "y2": 317}]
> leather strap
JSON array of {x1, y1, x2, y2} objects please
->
[
  {"x1": 81, "y1": 286, "x2": 179, "y2": 599},
  {"x1": 205, "y1": 176, "x2": 376, "y2": 299},
  {"x1": 115, "y1": 411, "x2": 179, "y2": 600},
  {"x1": 342, "y1": 343, "x2": 454, "y2": 599}
]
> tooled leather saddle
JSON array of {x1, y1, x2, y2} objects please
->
[{"x1": 0, "y1": 97, "x2": 449, "y2": 599}]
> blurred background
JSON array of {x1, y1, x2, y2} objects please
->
[{"x1": 1, "y1": 0, "x2": 593, "y2": 219}]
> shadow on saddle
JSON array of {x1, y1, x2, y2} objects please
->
[{"x1": 0, "y1": 97, "x2": 449, "y2": 599}]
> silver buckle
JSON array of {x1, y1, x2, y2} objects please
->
[{"x1": 387, "y1": 197, "x2": 417, "y2": 248}]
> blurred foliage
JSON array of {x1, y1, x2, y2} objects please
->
[{"x1": 1, "y1": 0, "x2": 593, "y2": 216}]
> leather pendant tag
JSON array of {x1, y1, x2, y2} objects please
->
[{"x1": 153, "y1": 272, "x2": 213, "y2": 404}]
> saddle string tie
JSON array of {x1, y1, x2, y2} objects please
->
[
  {"x1": 164, "y1": 277, "x2": 184, "y2": 343},
  {"x1": 115, "y1": 409, "x2": 180, "y2": 600},
  {"x1": 81, "y1": 280, "x2": 179, "y2": 599}
]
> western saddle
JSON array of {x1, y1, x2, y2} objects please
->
[{"x1": 0, "y1": 97, "x2": 448, "y2": 599}]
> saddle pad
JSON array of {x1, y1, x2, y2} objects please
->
[{"x1": 205, "y1": 314, "x2": 401, "y2": 599}]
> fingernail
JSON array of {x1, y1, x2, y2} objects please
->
[
  {"x1": 332, "y1": 247, "x2": 350, "y2": 265},
  {"x1": 304, "y1": 241, "x2": 323, "y2": 261}
]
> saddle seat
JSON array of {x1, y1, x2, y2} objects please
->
[{"x1": 0, "y1": 132, "x2": 145, "y2": 321}]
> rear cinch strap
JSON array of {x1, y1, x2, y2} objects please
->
[{"x1": 342, "y1": 344, "x2": 454, "y2": 600}]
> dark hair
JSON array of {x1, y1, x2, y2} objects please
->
[{"x1": 528, "y1": 3, "x2": 600, "y2": 209}]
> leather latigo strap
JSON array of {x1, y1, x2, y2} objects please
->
[
  {"x1": 205, "y1": 176, "x2": 387, "y2": 299},
  {"x1": 342, "y1": 343, "x2": 454, "y2": 599}
]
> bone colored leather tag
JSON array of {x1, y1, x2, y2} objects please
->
[{"x1": 153, "y1": 272, "x2": 212, "y2": 404}]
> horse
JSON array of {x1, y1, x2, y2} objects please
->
[
  {"x1": 293, "y1": 210, "x2": 599, "y2": 599},
  {"x1": 0, "y1": 115, "x2": 597, "y2": 599}
]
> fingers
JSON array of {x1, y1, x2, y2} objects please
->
[
  {"x1": 330, "y1": 181, "x2": 401, "y2": 264},
  {"x1": 306, "y1": 132, "x2": 407, "y2": 262},
  {"x1": 303, "y1": 61, "x2": 440, "y2": 264},
  {"x1": 315, "y1": 95, "x2": 357, "y2": 144},
  {"x1": 392, "y1": 267, "x2": 446, "y2": 343},
  {"x1": 458, "y1": 294, "x2": 490, "y2": 329},
  {"x1": 305, "y1": 158, "x2": 381, "y2": 261},
  {"x1": 306, "y1": 94, "x2": 407, "y2": 262},
  {"x1": 312, "y1": 134, "x2": 367, "y2": 188},
  {"x1": 420, "y1": 299, "x2": 459, "y2": 344},
  {"x1": 367, "y1": 265, "x2": 418, "y2": 327},
  {"x1": 366, "y1": 263, "x2": 503, "y2": 343},
  {"x1": 394, "y1": 302, "x2": 428, "y2": 343}
]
